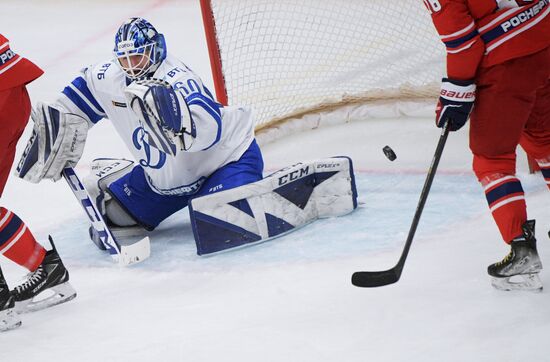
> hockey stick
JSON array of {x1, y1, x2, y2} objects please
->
[
  {"x1": 62, "y1": 167, "x2": 150, "y2": 266},
  {"x1": 351, "y1": 123, "x2": 450, "y2": 287}
]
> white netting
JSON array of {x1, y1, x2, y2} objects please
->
[{"x1": 207, "y1": 0, "x2": 445, "y2": 132}]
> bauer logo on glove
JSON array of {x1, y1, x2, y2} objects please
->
[{"x1": 124, "y1": 78, "x2": 196, "y2": 156}]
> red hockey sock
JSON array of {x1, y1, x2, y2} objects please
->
[
  {"x1": 0, "y1": 207, "x2": 45, "y2": 271},
  {"x1": 481, "y1": 174, "x2": 527, "y2": 243}
]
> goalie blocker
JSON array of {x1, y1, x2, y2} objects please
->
[{"x1": 189, "y1": 156, "x2": 357, "y2": 255}]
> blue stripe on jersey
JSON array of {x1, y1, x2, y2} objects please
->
[
  {"x1": 444, "y1": 29, "x2": 478, "y2": 49},
  {"x1": 480, "y1": 25, "x2": 507, "y2": 45},
  {"x1": 71, "y1": 77, "x2": 105, "y2": 113},
  {"x1": 186, "y1": 93, "x2": 222, "y2": 150},
  {"x1": 485, "y1": 180, "x2": 523, "y2": 205},
  {"x1": 0, "y1": 213, "x2": 22, "y2": 246},
  {"x1": 62, "y1": 78, "x2": 105, "y2": 124}
]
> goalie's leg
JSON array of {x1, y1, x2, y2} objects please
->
[
  {"x1": 194, "y1": 139, "x2": 264, "y2": 197},
  {"x1": 488, "y1": 220, "x2": 543, "y2": 292},
  {"x1": 11, "y1": 236, "x2": 76, "y2": 313},
  {"x1": 104, "y1": 140, "x2": 262, "y2": 233},
  {"x1": 83, "y1": 158, "x2": 146, "y2": 248},
  {"x1": 190, "y1": 155, "x2": 357, "y2": 255},
  {"x1": 107, "y1": 165, "x2": 194, "y2": 230}
]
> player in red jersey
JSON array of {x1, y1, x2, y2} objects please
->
[
  {"x1": 424, "y1": 0, "x2": 550, "y2": 291},
  {"x1": 0, "y1": 34, "x2": 75, "y2": 332}
]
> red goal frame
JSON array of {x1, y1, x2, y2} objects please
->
[{"x1": 200, "y1": 0, "x2": 228, "y2": 106}]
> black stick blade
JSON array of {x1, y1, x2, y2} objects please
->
[{"x1": 351, "y1": 270, "x2": 400, "y2": 287}]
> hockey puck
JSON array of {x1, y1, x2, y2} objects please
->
[{"x1": 383, "y1": 145, "x2": 397, "y2": 161}]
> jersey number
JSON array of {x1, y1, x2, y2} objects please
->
[{"x1": 423, "y1": 0, "x2": 442, "y2": 13}]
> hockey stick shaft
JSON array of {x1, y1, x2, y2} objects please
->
[
  {"x1": 62, "y1": 167, "x2": 150, "y2": 266},
  {"x1": 352, "y1": 123, "x2": 451, "y2": 287}
]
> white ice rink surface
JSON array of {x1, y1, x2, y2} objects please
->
[{"x1": 1, "y1": 1, "x2": 549, "y2": 361}]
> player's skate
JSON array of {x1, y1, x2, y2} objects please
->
[
  {"x1": 0, "y1": 269, "x2": 21, "y2": 332},
  {"x1": 488, "y1": 220, "x2": 543, "y2": 292},
  {"x1": 11, "y1": 236, "x2": 76, "y2": 313}
]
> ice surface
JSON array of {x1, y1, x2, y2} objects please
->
[{"x1": 1, "y1": 1, "x2": 549, "y2": 361}]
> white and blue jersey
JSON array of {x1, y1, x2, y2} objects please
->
[
  {"x1": 55, "y1": 54, "x2": 256, "y2": 196},
  {"x1": 53, "y1": 54, "x2": 263, "y2": 229}
]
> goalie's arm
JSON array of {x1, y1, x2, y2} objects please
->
[
  {"x1": 125, "y1": 79, "x2": 222, "y2": 156},
  {"x1": 184, "y1": 89, "x2": 222, "y2": 151},
  {"x1": 56, "y1": 66, "x2": 108, "y2": 126},
  {"x1": 15, "y1": 66, "x2": 110, "y2": 182}
]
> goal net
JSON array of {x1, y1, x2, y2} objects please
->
[{"x1": 200, "y1": 0, "x2": 445, "y2": 140}]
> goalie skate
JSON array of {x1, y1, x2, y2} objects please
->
[
  {"x1": 488, "y1": 220, "x2": 543, "y2": 292},
  {"x1": 12, "y1": 236, "x2": 76, "y2": 313},
  {"x1": 0, "y1": 272, "x2": 21, "y2": 332}
]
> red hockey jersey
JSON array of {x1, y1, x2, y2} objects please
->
[
  {"x1": 0, "y1": 34, "x2": 43, "y2": 92},
  {"x1": 425, "y1": 0, "x2": 550, "y2": 80}
]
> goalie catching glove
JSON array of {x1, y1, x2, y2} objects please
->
[
  {"x1": 124, "y1": 78, "x2": 196, "y2": 156},
  {"x1": 15, "y1": 102, "x2": 88, "y2": 183}
]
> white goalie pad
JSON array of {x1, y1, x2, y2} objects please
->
[
  {"x1": 124, "y1": 78, "x2": 195, "y2": 156},
  {"x1": 62, "y1": 167, "x2": 150, "y2": 265},
  {"x1": 82, "y1": 158, "x2": 135, "y2": 215},
  {"x1": 82, "y1": 158, "x2": 143, "y2": 250},
  {"x1": 15, "y1": 102, "x2": 88, "y2": 183},
  {"x1": 189, "y1": 156, "x2": 358, "y2": 255}
]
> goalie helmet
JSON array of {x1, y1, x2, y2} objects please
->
[{"x1": 113, "y1": 17, "x2": 167, "y2": 79}]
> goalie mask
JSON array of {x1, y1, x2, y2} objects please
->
[{"x1": 113, "y1": 17, "x2": 167, "y2": 79}]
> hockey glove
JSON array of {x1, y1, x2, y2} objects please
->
[
  {"x1": 435, "y1": 78, "x2": 476, "y2": 132},
  {"x1": 15, "y1": 102, "x2": 88, "y2": 183},
  {"x1": 125, "y1": 78, "x2": 196, "y2": 157}
]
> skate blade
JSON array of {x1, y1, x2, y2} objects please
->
[
  {"x1": 0, "y1": 308, "x2": 22, "y2": 332},
  {"x1": 491, "y1": 273, "x2": 543, "y2": 292},
  {"x1": 15, "y1": 282, "x2": 77, "y2": 314}
]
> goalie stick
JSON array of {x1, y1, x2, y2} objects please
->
[
  {"x1": 62, "y1": 167, "x2": 150, "y2": 266},
  {"x1": 351, "y1": 123, "x2": 450, "y2": 287}
]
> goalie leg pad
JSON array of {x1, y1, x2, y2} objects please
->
[
  {"x1": 16, "y1": 102, "x2": 88, "y2": 183},
  {"x1": 82, "y1": 159, "x2": 146, "y2": 249},
  {"x1": 82, "y1": 158, "x2": 141, "y2": 229},
  {"x1": 189, "y1": 156, "x2": 358, "y2": 255}
]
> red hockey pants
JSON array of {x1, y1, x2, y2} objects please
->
[
  {"x1": 0, "y1": 85, "x2": 31, "y2": 196},
  {"x1": 470, "y1": 46, "x2": 550, "y2": 242}
]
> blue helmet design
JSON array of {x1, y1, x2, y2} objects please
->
[{"x1": 113, "y1": 17, "x2": 167, "y2": 79}]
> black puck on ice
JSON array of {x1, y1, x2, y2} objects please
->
[{"x1": 383, "y1": 145, "x2": 397, "y2": 161}]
